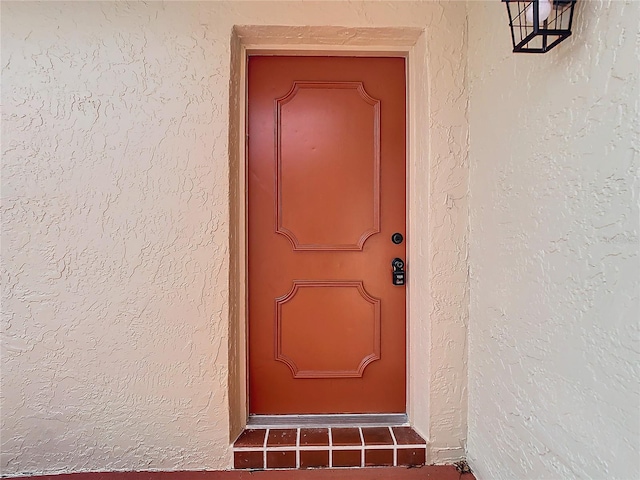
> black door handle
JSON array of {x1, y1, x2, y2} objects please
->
[{"x1": 392, "y1": 258, "x2": 405, "y2": 286}]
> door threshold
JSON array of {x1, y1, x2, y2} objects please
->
[{"x1": 247, "y1": 413, "x2": 409, "y2": 428}]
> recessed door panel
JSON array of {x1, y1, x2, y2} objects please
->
[
  {"x1": 276, "y1": 281, "x2": 381, "y2": 378},
  {"x1": 248, "y1": 56, "x2": 406, "y2": 414},
  {"x1": 277, "y1": 82, "x2": 380, "y2": 250}
]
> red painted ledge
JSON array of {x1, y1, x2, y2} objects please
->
[{"x1": 21, "y1": 466, "x2": 475, "y2": 480}]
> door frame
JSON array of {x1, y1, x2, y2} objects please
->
[{"x1": 228, "y1": 25, "x2": 456, "y2": 459}]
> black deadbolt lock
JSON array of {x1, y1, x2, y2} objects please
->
[
  {"x1": 391, "y1": 232, "x2": 404, "y2": 244},
  {"x1": 391, "y1": 257, "x2": 405, "y2": 286}
]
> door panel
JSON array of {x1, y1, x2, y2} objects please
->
[
  {"x1": 276, "y1": 280, "x2": 380, "y2": 378},
  {"x1": 276, "y1": 82, "x2": 380, "y2": 250},
  {"x1": 248, "y1": 56, "x2": 406, "y2": 414}
]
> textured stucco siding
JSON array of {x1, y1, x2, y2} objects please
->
[
  {"x1": 467, "y1": 1, "x2": 640, "y2": 479},
  {"x1": 1, "y1": 2, "x2": 233, "y2": 474},
  {"x1": 1, "y1": 1, "x2": 469, "y2": 475}
]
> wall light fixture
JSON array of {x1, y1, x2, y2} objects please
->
[{"x1": 503, "y1": 0, "x2": 577, "y2": 53}]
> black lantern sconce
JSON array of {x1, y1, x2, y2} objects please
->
[{"x1": 503, "y1": 0, "x2": 577, "y2": 53}]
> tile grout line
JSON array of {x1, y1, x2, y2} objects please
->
[
  {"x1": 263, "y1": 428, "x2": 269, "y2": 470},
  {"x1": 388, "y1": 426, "x2": 398, "y2": 467},
  {"x1": 358, "y1": 427, "x2": 365, "y2": 468},
  {"x1": 296, "y1": 428, "x2": 301, "y2": 469},
  {"x1": 234, "y1": 443, "x2": 427, "y2": 452},
  {"x1": 328, "y1": 427, "x2": 333, "y2": 468}
]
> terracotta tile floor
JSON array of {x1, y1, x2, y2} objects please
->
[
  {"x1": 27, "y1": 467, "x2": 476, "y2": 479},
  {"x1": 233, "y1": 426, "x2": 429, "y2": 470}
]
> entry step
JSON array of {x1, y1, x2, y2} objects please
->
[{"x1": 233, "y1": 426, "x2": 426, "y2": 470}]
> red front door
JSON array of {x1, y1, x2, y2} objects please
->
[{"x1": 248, "y1": 56, "x2": 406, "y2": 414}]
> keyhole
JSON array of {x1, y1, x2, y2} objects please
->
[{"x1": 391, "y1": 233, "x2": 403, "y2": 244}]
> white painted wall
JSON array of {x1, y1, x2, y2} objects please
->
[
  {"x1": 2, "y1": 2, "x2": 233, "y2": 474},
  {"x1": 467, "y1": 1, "x2": 640, "y2": 479},
  {"x1": 1, "y1": 1, "x2": 469, "y2": 475}
]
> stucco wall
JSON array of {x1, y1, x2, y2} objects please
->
[
  {"x1": 2, "y1": 2, "x2": 233, "y2": 474},
  {"x1": 1, "y1": 1, "x2": 469, "y2": 475},
  {"x1": 467, "y1": 1, "x2": 640, "y2": 479}
]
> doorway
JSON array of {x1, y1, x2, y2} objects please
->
[{"x1": 247, "y1": 56, "x2": 407, "y2": 416}]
